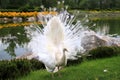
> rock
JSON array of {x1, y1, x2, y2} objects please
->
[
  {"x1": 16, "y1": 52, "x2": 38, "y2": 60},
  {"x1": 13, "y1": 17, "x2": 22, "y2": 23},
  {"x1": 81, "y1": 33, "x2": 120, "y2": 52},
  {"x1": 81, "y1": 34, "x2": 107, "y2": 51},
  {"x1": 27, "y1": 17, "x2": 36, "y2": 22}
]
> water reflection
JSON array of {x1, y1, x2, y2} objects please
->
[
  {"x1": 0, "y1": 25, "x2": 30, "y2": 59},
  {"x1": 90, "y1": 18, "x2": 120, "y2": 35}
]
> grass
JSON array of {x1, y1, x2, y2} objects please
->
[{"x1": 18, "y1": 56, "x2": 120, "y2": 80}]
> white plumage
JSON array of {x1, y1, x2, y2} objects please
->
[{"x1": 27, "y1": 11, "x2": 85, "y2": 73}]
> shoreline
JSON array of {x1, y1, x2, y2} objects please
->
[{"x1": 69, "y1": 10, "x2": 120, "y2": 19}]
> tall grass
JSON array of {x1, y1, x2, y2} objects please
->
[{"x1": 19, "y1": 56, "x2": 120, "y2": 80}]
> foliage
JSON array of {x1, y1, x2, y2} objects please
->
[
  {"x1": 0, "y1": 58, "x2": 44, "y2": 79},
  {"x1": 0, "y1": 0, "x2": 120, "y2": 11},
  {"x1": 0, "y1": 59, "x2": 31, "y2": 79},
  {"x1": 0, "y1": 12, "x2": 38, "y2": 17},
  {"x1": 0, "y1": 11, "x2": 57, "y2": 17},
  {"x1": 88, "y1": 46, "x2": 120, "y2": 59},
  {"x1": 30, "y1": 58, "x2": 45, "y2": 71},
  {"x1": 0, "y1": 60, "x2": 19, "y2": 79},
  {"x1": 13, "y1": 59, "x2": 32, "y2": 75},
  {"x1": 67, "y1": 57, "x2": 83, "y2": 66}
]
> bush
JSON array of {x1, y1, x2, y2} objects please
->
[
  {"x1": 88, "y1": 46, "x2": 120, "y2": 59},
  {"x1": 12, "y1": 59, "x2": 32, "y2": 76},
  {"x1": 30, "y1": 58, "x2": 45, "y2": 71},
  {"x1": 0, "y1": 58, "x2": 44, "y2": 79},
  {"x1": 0, "y1": 60, "x2": 19, "y2": 80},
  {"x1": 67, "y1": 57, "x2": 83, "y2": 66}
]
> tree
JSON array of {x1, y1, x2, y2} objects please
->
[
  {"x1": 42, "y1": 0, "x2": 57, "y2": 8},
  {"x1": 0, "y1": 0, "x2": 10, "y2": 9}
]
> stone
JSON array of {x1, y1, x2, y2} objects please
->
[
  {"x1": 16, "y1": 52, "x2": 38, "y2": 60},
  {"x1": 81, "y1": 34, "x2": 107, "y2": 51},
  {"x1": 81, "y1": 33, "x2": 120, "y2": 52}
]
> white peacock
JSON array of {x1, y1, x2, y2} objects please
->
[{"x1": 27, "y1": 11, "x2": 85, "y2": 77}]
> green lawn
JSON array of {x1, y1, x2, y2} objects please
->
[{"x1": 18, "y1": 56, "x2": 120, "y2": 80}]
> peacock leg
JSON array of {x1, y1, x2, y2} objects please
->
[
  {"x1": 58, "y1": 66, "x2": 61, "y2": 77},
  {"x1": 52, "y1": 73, "x2": 54, "y2": 78}
]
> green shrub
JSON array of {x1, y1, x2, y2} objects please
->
[
  {"x1": 0, "y1": 58, "x2": 44, "y2": 79},
  {"x1": 30, "y1": 58, "x2": 45, "y2": 71},
  {"x1": 12, "y1": 59, "x2": 32, "y2": 76},
  {"x1": 88, "y1": 46, "x2": 120, "y2": 59},
  {"x1": 0, "y1": 60, "x2": 19, "y2": 80},
  {"x1": 67, "y1": 57, "x2": 83, "y2": 66}
]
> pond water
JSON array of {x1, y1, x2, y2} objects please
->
[
  {"x1": 90, "y1": 18, "x2": 120, "y2": 35},
  {"x1": 0, "y1": 17, "x2": 120, "y2": 60}
]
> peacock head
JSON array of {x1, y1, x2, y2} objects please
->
[{"x1": 63, "y1": 48, "x2": 68, "y2": 53}]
